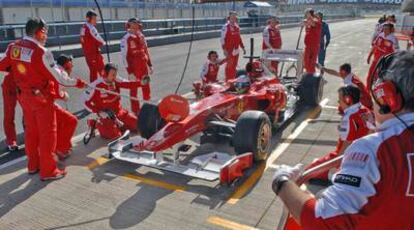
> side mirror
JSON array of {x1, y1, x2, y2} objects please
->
[{"x1": 158, "y1": 94, "x2": 190, "y2": 122}]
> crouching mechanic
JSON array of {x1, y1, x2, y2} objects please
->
[
  {"x1": 319, "y1": 63, "x2": 373, "y2": 110},
  {"x1": 83, "y1": 63, "x2": 143, "y2": 139},
  {"x1": 305, "y1": 85, "x2": 374, "y2": 180},
  {"x1": 200, "y1": 51, "x2": 226, "y2": 85},
  {"x1": 272, "y1": 51, "x2": 414, "y2": 229}
]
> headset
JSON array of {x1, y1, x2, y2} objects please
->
[
  {"x1": 369, "y1": 52, "x2": 403, "y2": 114},
  {"x1": 339, "y1": 86, "x2": 357, "y2": 106}
]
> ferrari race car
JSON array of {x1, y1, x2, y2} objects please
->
[{"x1": 106, "y1": 39, "x2": 324, "y2": 185}]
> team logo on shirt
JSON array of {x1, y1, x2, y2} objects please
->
[
  {"x1": 11, "y1": 46, "x2": 33, "y2": 63},
  {"x1": 334, "y1": 174, "x2": 362, "y2": 187},
  {"x1": 342, "y1": 152, "x2": 369, "y2": 169}
]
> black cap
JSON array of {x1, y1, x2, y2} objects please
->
[
  {"x1": 56, "y1": 54, "x2": 73, "y2": 66},
  {"x1": 86, "y1": 10, "x2": 98, "y2": 18},
  {"x1": 25, "y1": 17, "x2": 47, "y2": 36},
  {"x1": 127, "y1": 17, "x2": 141, "y2": 24}
]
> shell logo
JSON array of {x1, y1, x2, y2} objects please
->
[{"x1": 16, "y1": 63, "x2": 27, "y2": 75}]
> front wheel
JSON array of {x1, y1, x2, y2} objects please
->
[
  {"x1": 233, "y1": 111, "x2": 272, "y2": 162},
  {"x1": 138, "y1": 103, "x2": 165, "y2": 139},
  {"x1": 298, "y1": 73, "x2": 324, "y2": 106}
]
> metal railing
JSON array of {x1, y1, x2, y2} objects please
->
[{"x1": 0, "y1": 13, "x2": 354, "y2": 52}]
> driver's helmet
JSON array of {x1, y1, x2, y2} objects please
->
[
  {"x1": 234, "y1": 75, "x2": 251, "y2": 94},
  {"x1": 249, "y1": 61, "x2": 264, "y2": 78}
]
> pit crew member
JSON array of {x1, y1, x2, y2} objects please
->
[
  {"x1": 200, "y1": 51, "x2": 226, "y2": 85},
  {"x1": 83, "y1": 63, "x2": 143, "y2": 139},
  {"x1": 0, "y1": 18, "x2": 86, "y2": 180},
  {"x1": 54, "y1": 54, "x2": 80, "y2": 160},
  {"x1": 221, "y1": 11, "x2": 246, "y2": 81},
  {"x1": 319, "y1": 63, "x2": 373, "y2": 110},
  {"x1": 80, "y1": 10, "x2": 105, "y2": 82},
  {"x1": 1, "y1": 71, "x2": 19, "y2": 151},
  {"x1": 305, "y1": 85, "x2": 374, "y2": 180},
  {"x1": 272, "y1": 51, "x2": 414, "y2": 229},
  {"x1": 120, "y1": 17, "x2": 153, "y2": 114},
  {"x1": 317, "y1": 12, "x2": 330, "y2": 67},
  {"x1": 303, "y1": 8, "x2": 322, "y2": 75},
  {"x1": 262, "y1": 16, "x2": 282, "y2": 73},
  {"x1": 367, "y1": 23, "x2": 399, "y2": 87}
]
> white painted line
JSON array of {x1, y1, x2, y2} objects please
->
[
  {"x1": 322, "y1": 105, "x2": 338, "y2": 110},
  {"x1": 0, "y1": 155, "x2": 27, "y2": 171},
  {"x1": 266, "y1": 98, "x2": 330, "y2": 168}
]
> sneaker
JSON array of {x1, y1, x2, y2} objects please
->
[
  {"x1": 56, "y1": 150, "x2": 72, "y2": 161},
  {"x1": 7, "y1": 145, "x2": 19, "y2": 152},
  {"x1": 40, "y1": 169, "x2": 66, "y2": 181}
]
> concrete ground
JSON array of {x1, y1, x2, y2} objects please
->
[{"x1": 0, "y1": 18, "x2": 376, "y2": 229}]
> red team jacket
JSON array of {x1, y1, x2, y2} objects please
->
[
  {"x1": 199, "y1": 60, "x2": 225, "y2": 83},
  {"x1": 220, "y1": 22, "x2": 244, "y2": 55},
  {"x1": 301, "y1": 113, "x2": 414, "y2": 229},
  {"x1": 304, "y1": 18, "x2": 322, "y2": 46},
  {"x1": 80, "y1": 23, "x2": 105, "y2": 58},
  {"x1": 262, "y1": 25, "x2": 282, "y2": 50},
  {"x1": 120, "y1": 31, "x2": 152, "y2": 74},
  {"x1": 83, "y1": 78, "x2": 141, "y2": 113},
  {"x1": 372, "y1": 32, "x2": 399, "y2": 60},
  {"x1": 0, "y1": 37, "x2": 82, "y2": 99},
  {"x1": 343, "y1": 73, "x2": 374, "y2": 110}
]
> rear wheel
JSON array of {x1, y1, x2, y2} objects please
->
[
  {"x1": 233, "y1": 111, "x2": 272, "y2": 162},
  {"x1": 298, "y1": 73, "x2": 324, "y2": 106},
  {"x1": 138, "y1": 103, "x2": 165, "y2": 139}
]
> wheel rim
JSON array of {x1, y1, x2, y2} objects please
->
[{"x1": 258, "y1": 122, "x2": 271, "y2": 153}]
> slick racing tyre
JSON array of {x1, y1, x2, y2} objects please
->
[
  {"x1": 138, "y1": 103, "x2": 165, "y2": 139},
  {"x1": 233, "y1": 111, "x2": 272, "y2": 162},
  {"x1": 298, "y1": 73, "x2": 324, "y2": 106}
]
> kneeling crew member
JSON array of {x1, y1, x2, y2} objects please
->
[
  {"x1": 83, "y1": 63, "x2": 143, "y2": 139},
  {"x1": 305, "y1": 85, "x2": 374, "y2": 180}
]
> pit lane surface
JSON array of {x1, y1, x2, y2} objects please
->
[{"x1": 0, "y1": 18, "x2": 376, "y2": 229}]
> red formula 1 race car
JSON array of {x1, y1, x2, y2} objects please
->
[{"x1": 106, "y1": 39, "x2": 324, "y2": 185}]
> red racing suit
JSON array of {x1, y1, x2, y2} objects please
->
[
  {"x1": 306, "y1": 103, "x2": 373, "y2": 179},
  {"x1": 262, "y1": 25, "x2": 282, "y2": 73},
  {"x1": 367, "y1": 32, "x2": 399, "y2": 87},
  {"x1": 343, "y1": 73, "x2": 373, "y2": 110},
  {"x1": 301, "y1": 113, "x2": 414, "y2": 229},
  {"x1": 120, "y1": 31, "x2": 152, "y2": 114},
  {"x1": 303, "y1": 18, "x2": 322, "y2": 74},
  {"x1": 83, "y1": 78, "x2": 140, "y2": 139},
  {"x1": 199, "y1": 59, "x2": 225, "y2": 84},
  {"x1": 0, "y1": 36, "x2": 84, "y2": 178},
  {"x1": 80, "y1": 23, "x2": 105, "y2": 82},
  {"x1": 221, "y1": 21, "x2": 244, "y2": 81},
  {"x1": 1, "y1": 73, "x2": 18, "y2": 147}
]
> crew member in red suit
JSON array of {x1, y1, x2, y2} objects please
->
[
  {"x1": 271, "y1": 51, "x2": 414, "y2": 230},
  {"x1": 1, "y1": 71, "x2": 19, "y2": 151},
  {"x1": 53, "y1": 54, "x2": 79, "y2": 160},
  {"x1": 262, "y1": 16, "x2": 282, "y2": 74},
  {"x1": 305, "y1": 85, "x2": 374, "y2": 180},
  {"x1": 319, "y1": 63, "x2": 373, "y2": 110},
  {"x1": 303, "y1": 8, "x2": 322, "y2": 75},
  {"x1": 367, "y1": 23, "x2": 399, "y2": 87},
  {"x1": 0, "y1": 18, "x2": 86, "y2": 180},
  {"x1": 200, "y1": 51, "x2": 226, "y2": 85},
  {"x1": 80, "y1": 10, "x2": 105, "y2": 82},
  {"x1": 221, "y1": 11, "x2": 246, "y2": 81},
  {"x1": 120, "y1": 17, "x2": 153, "y2": 114},
  {"x1": 83, "y1": 63, "x2": 143, "y2": 139}
]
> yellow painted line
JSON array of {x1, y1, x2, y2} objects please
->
[
  {"x1": 207, "y1": 216, "x2": 259, "y2": 230},
  {"x1": 123, "y1": 173, "x2": 187, "y2": 192},
  {"x1": 86, "y1": 157, "x2": 110, "y2": 170},
  {"x1": 227, "y1": 98, "x2": 329, "y2": 204}
]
